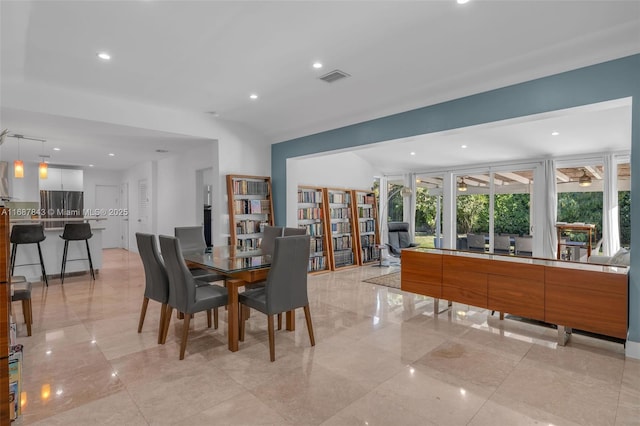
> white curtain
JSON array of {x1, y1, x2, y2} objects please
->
[
  {"x1": 602, "y1": 154, "x2": 620, "y2": 256},
  {"x1": 543, "y1": 159, "x2": 558, "y2": 259}
]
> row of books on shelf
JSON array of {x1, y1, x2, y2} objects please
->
[
  {"x1": 359, "y1": 219, "x2": 376, "y2": 233},
  {"x1": 332, "y1": 235, "x2": 352, "y2": 250},
  {"x1": 357, "y1": 206, "x2": 375, "y2": 218},
  {"x1": 333, "y1": 250, "x2": 354, "y2": 267},
  {"x1": 298, "y1": 190, "x2": 324, "y2": 203},
  {"x1": 361, "y1": 246, "x2": 381, "y2": 262},
  {"x1": 331, "y1": 222, "x2": 352, "y2": 234},
  {"x1": 303, "y1": 223, "x2": 324, "y2": 236},
  {"x1": 356, "y1": 193, "x2": 375, "y2": 204},
  {"x1": 328, "y1": 192, "x2": 350, "y2": 204},
  {"x1": 235, "y1": 237, "x2": 261, "y2": 251},
  {"x1": 232, "y1": 179, "x2": 270, "y2": 196},
  {"x1": 298, "y1": 207, "x2": 323, "y2": 220},
  {"x1": 235, "y1": 220, "x2": 268, "y2": 235},
  {"x1": 329, "y1": 207, "x2": 351, "y2": 219},
  {"x1": 233, "y1": 199, "x2": 270, "y2": 215},
  {"x1": 308, "y1": 255, "x2": 328, "y2": 272},
  {"x1": 310, "y1": 236, "x2": 324, "y2": 253},
  {"x1": 360, "y1": 234, "x2": 377, "y2": 247}
]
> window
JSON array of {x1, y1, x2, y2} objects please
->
[{"x1": 414, "y1": 175, "x2": 443, "y2": 248}]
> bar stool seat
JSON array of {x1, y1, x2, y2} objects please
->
[
  {"x1": 11, "y1": 276, "x2": 33, "y2": 337},
  {"x1": 10, "y1": 224, "x2": 48, "y2": 287},
  {"x1": 59, "y1": 223, "x2": 95, "y2": 284}
]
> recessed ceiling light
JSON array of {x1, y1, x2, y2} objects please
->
[
  {"x1": 312, "y1": 62, "x2": 323, "y2": 69},
  {"x1": 249, "y1": 94, "x2": 258, "y2": 100},
  {"x1": 108, "y1": 153, "x2": 115, "y2": 157},
  {"x1": 53, "y1": 147, "x2": 61, "y2": 151},
  {"x1": 410, "y1": 152, "x2": 416, "y2": 156},
  {"x1": 551, "y1": 131, "x2": 560, "y2": 136},
  {"x1": 96, "y1": 52, "x2": 111, "y2": 61},
  {"x1": 461, "y1": 144, "x2": 468, "y2": 149},
  {"x1": 457, "y1": 0, "x2": 470, "y2": 4}
]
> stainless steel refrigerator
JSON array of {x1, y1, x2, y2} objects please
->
[{"x1": 40, "y1": 190, "x2": 84, "y2": 228}]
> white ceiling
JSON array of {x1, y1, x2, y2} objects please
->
[{"x1": 1, "y1": 1, "x2": 639, "y2": 171}]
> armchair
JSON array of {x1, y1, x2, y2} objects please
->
[{"x1": 386, "y1": 222, "x2": 419, "y2": 257}]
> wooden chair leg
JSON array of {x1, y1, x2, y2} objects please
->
[
  {"x1": 138, "y1": 297, "x2": 149, "y2": 333},
  {"x1": 207, "y1": 309, "x2": 212, "y2": 328},
  {"x1": 162, "y1": 306, "x2": 173, "y2": 344},
  {"x1": 179, "y1": 313, "x2": 191, "y2": 360},
  {"x1": 277, "y1": 313, "x2": 282, "y2": 330},
  {"x1": 22, "y1": 299, "x2": 32, "y2": 337},
  {"x1": 214, "y1": 308, "x2": 219, "y2": 330},
  {"x1": 158, "y1": 303, "x2": 167, "y2": 344},
  {"x1": 177, "y1": 311, "x2": 184, "y2": 320},
  {"x1": 239, "y1": 304, "x2": 245, "y2": 342},
  {"x1": 267, "y1": 314, "x2": 275, "y2": 362},
  {"x1": 303, "y1": 305, "x2": 315, "y2": 347}
]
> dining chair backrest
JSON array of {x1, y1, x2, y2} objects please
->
[
  {"x1": 261, "y1": 225, "x2": 283, "y2": 256},
  {"x1": 515, "y1": 236, "x2": 533, "y2": 256},
  {"x1": 494, "y1": 235, "x2": 511, "y2": 253},
  {"x1": 467, "y1": 233, "x2": 486, "y2": 252},
  {"x1": 159, "y1": 235, "x2": 198, "y2": 313},
  {"x1": 264, "y1": 235, "x2": 311, "y2": 315},
  {"x1": 136, "y1": 233, "x2": 169, "y2": 304},
  {"x1": 283, "y1": 227, "x2": 307, "y2": 237},
  {"x1": 174, "y1": 226, "x2": 207, "y2": 253}
]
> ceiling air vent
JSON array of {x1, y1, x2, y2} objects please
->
[{"x1": 319, "y1": 69, "x2": 350, "y2": 83}]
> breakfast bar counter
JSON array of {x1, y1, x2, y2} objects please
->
[{"x1": 8, "y1": 217, "x2": 106, "y2": 283}]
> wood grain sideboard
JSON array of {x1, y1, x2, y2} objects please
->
[{"x1": 401, "y1": 248, "x2": 628, "y2": 342}]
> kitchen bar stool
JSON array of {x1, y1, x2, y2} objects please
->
[
  {"x1": 60, "y1": 223, "x2": 95, "y2": 284},
  {"x1": 10, "y1": 224, "x2": 48, "y2": 287}
]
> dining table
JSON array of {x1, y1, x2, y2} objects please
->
[{"x1": 183, "y1": 246, "x2": 295, "y2": 352}]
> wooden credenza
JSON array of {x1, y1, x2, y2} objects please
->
[{"x1": 401, "y1": 248, "x2": 628, "y2": 340}]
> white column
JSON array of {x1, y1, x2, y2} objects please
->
[
  {"x1": 442, "y1": 171, "x2": 456, "y2": 249},
  {"x1": 602, "y1": 154, "x2": 620, "y2": 256}
]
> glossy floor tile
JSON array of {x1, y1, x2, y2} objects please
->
[{"x1": 10, "y1": 249, "x2": 639, "y2": 425}]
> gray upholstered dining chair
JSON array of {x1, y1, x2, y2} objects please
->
[
  {"x1": 238, "y1": 234, "x2": 315, "y2": 362},
  {"x1": 174, "y1": 226, "x2": 226, "y2": 284},
  {"x1": 260, "y1": 225, "x2": 283, "y2": 256},
  {"x1": 493, "y1": 234, "x2": 511, "y2": 255},
  {"x1": 159, "y1": 235, "x2": 229, "y2": 360},
  {"x1": 514, "y1": 236, "x2": 533, "y2": 256},
  {"x1": 136, "y1": 233, "x2": 170, "y2": 344},
  {"x1": 467, "y1": 233, "x2": 487, "y2": 252}
]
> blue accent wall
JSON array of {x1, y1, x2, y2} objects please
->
[{"x1": 272, "y1": 54, "x2": 640, "y2": 345}]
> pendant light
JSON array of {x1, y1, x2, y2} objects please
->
[
  {"x1": 578, "y1": 169, "x2": 592, "y2": 187},
  {"x1": 457, "y1": 177, "x2": 468, "y2": 192},
  {"x1": 38, "y1": 141, "x2": 48, "y2": 179},
  {"x1": 14, "y1": 136, "x2": 23, "y2": 178}
]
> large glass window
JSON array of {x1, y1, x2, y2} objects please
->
[
  {"x1": 386, "y1": 180, "x2": 404, "y2": 222},
  {"x1": 414, "y1": 176, "x2": 443, "y2": 248},
  {"x1": 456, "y1": 174, "x2": 489, "y2": 251},
  {"x1": 618, "y1": 161, "x2": 631, "y2": 247},
  {"x1": 556, "y1": 163, "x2": 603, "y2": 261}
]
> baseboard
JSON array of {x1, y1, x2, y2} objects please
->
[{"x1": 626, "y1": 340, "x2": 640, "y2": 359}]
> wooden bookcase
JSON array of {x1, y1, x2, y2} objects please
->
[
  {"x1": 297, "y1": 186, "x2": 330, "y2": 274},
  {"x1": 353, "y1": 190, "x2": 380, "y2": 265},
  {"x1": 226, "y1": 175, "x2": 274, "y2": 253},
  {"x1": 324, "y1": 188, "x2": 358, "y2": 270}
]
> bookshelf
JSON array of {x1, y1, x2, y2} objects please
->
[
  {"x1": 297, "y1": 186, "x2": 330, "y2": 274},
  {"x1": 353, "y1": 190, "x2": 380, "y2": 265},
  {"x1": 325, "y1": 188, "x2": 358, "y2": 270},
  {"x1": 226, "y1": 175, "x2": 274, "y2": 253}
]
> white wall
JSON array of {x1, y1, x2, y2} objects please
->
[
  {"x1": 286, "y1": 151, "x2": 378, "y2": 226},
  {"x1": 83, "y1": 169, "x2": 122, "y2": 210},
  {"x1": 122, "y1": 161, "x2": 154, "y2": 252}
]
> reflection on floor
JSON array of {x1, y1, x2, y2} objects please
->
[{"x1": 11, "y1": 249, "x2": 640, "y2": 425}]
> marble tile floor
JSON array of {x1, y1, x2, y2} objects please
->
[{"x1": 10, "y1": 248, "x2": 639, "y2": 425}]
